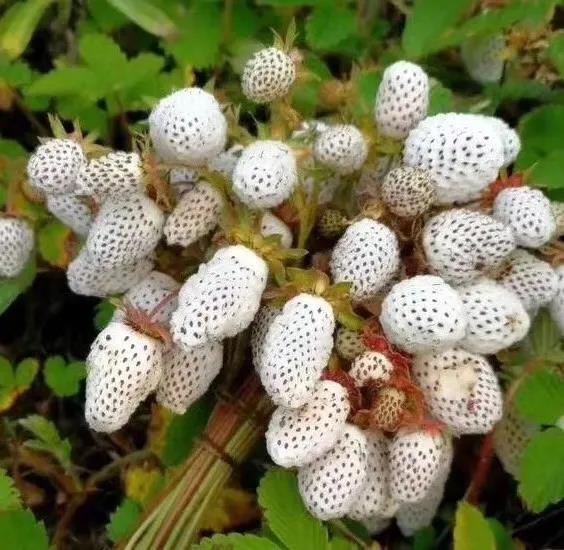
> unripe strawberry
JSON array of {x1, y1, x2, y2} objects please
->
[
  {"x1": 76, "y1": 151, "x2": 142, "y2": 199},
  {"x1": 413, "y1": 348, "x2": 503, "y2": 434},
  {"x1": 67, "y1": 249, "x2": 153, "y2": 298},
  {"x1": 357, "y1": 156, "x2": 402, "y2": 200},
  {"x1": 458, "y1": 278, "x2": 530, "y2": 354},
  {"x1": 85, "y1": 322, "x2": 163, "y2": 432},
  {"x1": 380, "y1": 166, "x2": 435, "y2": 218},
  {"x1": 113, "y1": 271, "x2": 179, "y2": 326},
  {"x1": 208, "y1": 144, "x2": 243, "y2": 178},
  {"x1": 375, "y1": 60, "x2": 429, "y2": 139},
  {"x1": 156, "y1": 341, "x2": 223, "y2": 415},
  {"x1": 242, "y1": 47, "x2": 296, "y2": 103},
  {"x1": 493, "y1": 186, "x2": 556, "y2": 248},
  {"x1": 149, "y1": 88, "x2": 227, "y2": 166},
  {"x1": 298, "y1": 425, "x2": 368, "y2": 520},
  {"x1": 349, "y1": 351, "x2": 394, "y2": 386},
  {"x1": 371, "y1": 387, "x2": 407, "y2": 432},
  {"x1": 317, "y1": 209, "x2": 348, "y2": 239},
  {"x1": 46, "y1": 195, "x2": 93, "y2": 237},
  {"x1": 423, "y1": 208, "x2": 515, "y2": 285},
  {"x1": 314, "y1": 125, "x2": 368, "y2": 175},
  {"x1": 549, "y1": 266, "x2": 564, "y2": 336},
  {"x1": 389, "y1": 429, "x2": 452, "y2": 503},
  {"x1": 171, "y1": 245, "x2": 268, "y2": 348},
  {"x1": 404, "y1": 113, "x2": 505, "y2": 204},
  {"x1": 86, "y1": 194, "x2": 164, "y2": 269},
  {"x1": 266, "y1": 380, "x2": 350, "y2": 468},
  {"x1": 27, "y1": 138, "x2": 85, "y2": 194},
  {"x1": 349, "y1": 432, "x2": 390, "y2": 520},
  {"x1": 330, "y1": 219, "x2": 400, "y2": 302},
  {"x1": 498, "y1": 250, "x2": 558, "y2": 313},
  {"x1": 380, "y1": 275, "x2": 467, "y2": 354},
  {"x1": 251, "y1": 305, "x2": 280, "y2": 372},
  {"x1": 260, "y1": 212, "x2": 292, "y2": 248},
  {"x1": 232, "y1": 140, "x2": 298, "y2": 208},
  {"x1": 164, "y1": 182, "x2": 223, "y2": 247},
  {"x1": 0, "y1": 218, "x2": 34, "y2": 278},
  {"x1": 335, "y1": 327, "x2": 366, "y2": 361},
  {"x1": 259, "y1": 293, "x2": 335, "y2": 408},
  {"x1": 461, "y1": 34, "x2": 505, "y2": 85}
]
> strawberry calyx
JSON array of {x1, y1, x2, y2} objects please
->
[
  {"x1": 321, "y1": 368, "x2": 362, "y2": 415},
  {"x1": 481, "y1": 171, "x2": 525, "y2": 209}
]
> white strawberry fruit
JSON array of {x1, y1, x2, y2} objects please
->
[
  {"x1": 46, "y1": 195, "x2": 93, "y2": 237},
  {"x1": 313, "y1": 124, "x2": 368, "y2": 175},
  {"x1": 266, "y1": 380, "x2": 350, "y2": 468},
  {"x1": 149, "y1": 88, "x2": 227, "y2": 166},
  {"x1": 549, "y1": 266, "x2": 564, "y2": 337},
  {"x1": 330, "y1": 218, "x2": 400, "y2": 302},
  {"x1": 335, "y1": 327, "x2": 366, "y2": 361},
  {"x1": 461, "y1": 34, "x2": 505, "y2": 85},
  {"x1": 27, "y1": 138, "x2": 85, "y2": 194},
  {"x1": 156, "y1": 341, "x2": 223, "y2": 415},
  {"x1": 232, "y1": 140, "x2": 298, "y2": 208},
  {"x1": 208, "y1": 144, "x2": 243, "y2": 179},
  {"x1": 0, "y1": 218, "x2": 34, "y2": 278},
  {"x1": 298, "y1": 425, "x2": 368, "y2": 520},
  {"x1": 423, "y1": 208, "x2": 515, "y2": 285},
  {"x1": 164, "y1": 182, "x2": 223, "y2": 247},
  {"x1": 171, "y1": 245, "x2": 268, "y2": 348},
  {"x1": 375, "y1": 60, "x2": 429, "y2": 139},
  {"x1": 380, "y1": 166, "x2": 435, "y2": 218},
  {"x1": 349, "y1": 351, "x2": 394, "y2": 387},
  {"x1": 260, "y1": 212, "x2": 292, "y2": 248},
  {"x1": 380, "y1": 275, "x2": 467, "y2": 354},
  {"x1": 259, "y1": 293, "x2": 335, "y2": 408},
  {"x1": 251, "y1": 304, "x2": 280, "y2": 372},
  {"x1": 242, "y1": 47, "x2": 296, "y2": 103},
  {"x1": 413, "y1": 348, "x2": 503, "y2": 434}
]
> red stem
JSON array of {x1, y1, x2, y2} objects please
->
[{"x1": 466, "y1": 431, "x2": 495, "y2": 505}]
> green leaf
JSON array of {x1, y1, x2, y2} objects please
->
[
  {"x1": 0, "y1": 469, "x2": 22, "y2": 510},
  {"x1": 44, "y1": 356, "x2": 86, "y2": 397},
  {"x1": 94, "y1": 300, "x2": 116, "y2": 330},
  {"x1": 14, "y1": 358, "x2": 39, "y2": 390},
  {"x1": 107, "y1": 498, "x2": 142, "y2": 543},
  {"x1": 487, "y1": 519, "x2": 514, "y2": 550},
  {"x1": 413, "y1": 526, "x2": 436, "y2": 550},
  {"x1": 19, "y1": 415, "x2": 73, "y2": 472},
  {"x1": 105, "y1": 0, "x2": 177, "y2": 38},
  {"x1": 329, "y1": 537, "x2": 357, "y2": 550},
  {"x1": 547, "y1": 31, "x2": 564, "y2": 78},
  {"x1": 516, "y1": 370, "x2": 564, "y2": 426},
  {"x1": 38, "y1": 220, "x2": 72, "y2": 268},
  {"x1": 258, "y1": 469, "x2": 329, "y2": 550},
  {"x1": 428, "y1": 83, "x2": 454, "y2": 115},
  {"x1": 401, "y1": 0, "x2": 474, "y2": 59},
  {"x1": 0, "y1": 257, "x2": 36, "y2": 317},
  {"x1": 453, "y1": 502, "x2": 495, "y2": 550},
  {"x1": 0, "y1": 509, "x2": 49, "y2": 549},
  {"x1": 529, "y1": 150, "x2": 564, "y2": 190},
  {"x1": 87, "y1": 0, "x2": 129, "y2": 32},
  {"x1": 196, "y1": 533, "x2": 282, "y2": 550},
  {"x1": 518, "y1": 428, "x2": 564, "y2": 512},
  {"x1": 528, "y1": 309, "x2": 562, "y2": 357},
  {"x1": 26, "y1": 67, "x2": 101, "y2": 100},
  {"x1": 305, "y1": 6, "x2": 357, "y2": 51}
]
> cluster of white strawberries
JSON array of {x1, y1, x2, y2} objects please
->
[{"x1": 11, "y1": 39, "x2": 564, "y2": 536}]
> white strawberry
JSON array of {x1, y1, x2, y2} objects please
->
[
  {"x1": 497, "y1": 250, "x2": 558, "y2": 313},
  {"x1": 404, "y1": 113, "x2": 505, "y2": 204},
  {"x1": 46, "y1": 195, "x2": 93, "y2": 237},
  {"x1": 67, "y1": 249, "x2": 153, "y2": 297},
  {"x1": 149, "y1": 87, "x2": 227, "y2": 166},
  {"x1": 313, "y1": 125, "x2": 368, "y2": 175},
  {"x1": 461, "y1": 34, "x2": 505, "y2": 85},
  {"x1": 251, "y1": 304, "x2": 280, "y2": 372},
  {"x1": 298, "y1": 425, "x2": 368, "y2": 520},
  {"x1": 549, "y1": 266, "x2": 564, "y2": 336},
  {"x1": 75, "y1": 151, "x2": 142, "y2": 199},
  {"x1": 86, "y1": 194, "x2": 164, "y2": 269},
  {"x1": 169, "y1": 167, "x2": 199, "y2": 187},
  {"x1": 260, "y1": 212, "x2": 292, "y2": 248},
  {"x1": 85, "y1": 321, "x2": 163, "y2": 432},
  {"x1": 171, "y1": 245, "x2": 268, "y2": 348},
  {"x1": 330, "y1": 219, "x2": 400, "y2": 302},
  {"x1": 349, "y1": 351, "x2": 394, "y2": 387},
  {"x1": 232, "y1": 140, "x2": 298, "y2": 208},
  {"x1": 374, "y1": 60, "x2": 429, "y2": 140},
  {"x1": 493, "y1": 186, "x2": 556, "y2": 248},
  {"x1": 156, "y1": 341, "x2": 223, "y2": 415},
  {"x1": 259, "y1": 293, "x2": 335, "y2": 408},
  {"x1": 458, "y1": 278, "x2": 530, "y2": 354},
  {"x1": 335, "y1": 327, "x2": 366, "y2": 361},
  {"x1": 475, "y1": 115, "x2": 520, "y2": 168},
  {"x1": 389, "y1": 429, "x2": 451, "y2": 503},
  {"x1": 551, "y1": 201, "x2": 564, "y2": 238},
  {"x1": 380, "y1": 275, "x2": 467, "y2": 354},
  {"x1": 0, "y1": 217, "x2": 34, "y2": 278},
  {"x1": 423, "y1": 208, "x2": 515, "y2": 285},
  {"x1": 208, "y1": 144, "x2": 243, "y2": 178},
  {"x1": 113, "y1": 271, "x2": 179, "y2": 325},
  {"x1": 412, "y1": 348, "x2": 503, "y2": 434},
  {"x1": 242, "y1": 47, "x2": 296, "y2": 103},
  {"x1": 266, "y1": 380, "x2": 350, "y2": 468},
  {"x1": 349, "y1": 431, "x2": 391, "y2": 520},
  {"x1": 27, "y1": 138, "x2": 85, "y2": 194},
  {"x1": 380, "y1": 167, "x2": 435, "y2": 218},
  {"x1": 164, "y1": 182, "x2": 223, "y2": 247}
]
